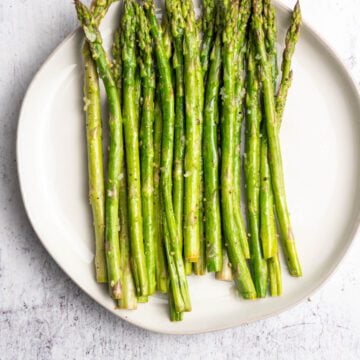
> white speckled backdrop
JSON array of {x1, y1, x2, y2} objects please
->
[{"x1": 1, "y1": 0, "x2": 360, "y2": 359}]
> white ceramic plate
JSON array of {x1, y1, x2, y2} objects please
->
[{"x1": 17, "y1": 1, "x2": 360, "y2": 334}]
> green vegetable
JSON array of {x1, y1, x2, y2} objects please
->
[
  {"x1": 75, "y1": 0, "x2": 123, "y2": 298},
  {"x1": 182, "y1": 0, "x2": 203, "y2": 262},
  {"x1": 136, "y1": 3, "x2": 157, "y2": 295},
  {"x1": 112, "y1": 24, "x2": 138, "y2": 308},
  {"x1": 252, "y1": 0, "x2": 302, "y2": 277},
  {"x1": 153, "y1": 92, "x2": 169, "y2": 294},
  {"x1": 220, "y1": 0, "x2": 256, "y2": 299},
  {"x1": 233, "y1": 0, "x2": 252, "y2": 259},
  {"x1": 244, "y1": 43, "x2": 268, "y2": 298},
  {"x1": 144, "y1": 0, "x2": 191, "y2": 312},
  {"x1": 82, "y1": 42, "x2": 107, "y2": 283},
  {"x1": 122, "y1": 0, "x2": 148, "y2": 296},
  {"x1": 203, "y1": 33, "x2": 222, "y2": 272}
]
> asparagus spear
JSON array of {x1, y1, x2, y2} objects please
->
[
  {"x1": 233, "y1": 0, "x2": 252, "y2": 259},
  {"x1": 82, "y1": 0, "x2": 118, "y2": 284},
  {"x1": 220, "y1": 0, "x2": 256, "y2": 299},
  {"x1": 121, "y1": 0, "x2": 148, "y2": 296},
  {"x1": 245, "y1": 43, "x2": 268, "y2": 298},
  {"x1": 153, "y1": 91, "x2": 169, "y2": 294},
  {"x1": 82, "y1": 42, "x2": 107, "y2": 283},
  {"x1": 260, "y1": 0, "x2": 281, "y2": 296},
  {"x1": 194, "y1": 2, "x2": 207, "y2": 276},
  {"x1": 267, "y1": 0, "x2": 301, "y2": 294},
  {"x1": 163, "y1": 3, "x2": 192, "y2": 276},
  {"x1": 90, "y1": 0, "x2": 117, "y2": 25},
  {"x1": 169, "y1": 290, "x2": 184, "y2": 321},
  {"x1": 252, "y1": 0, "x2": 302, "y2": 277},
  {"x1": 182, "y1": 0, "x2": 203, "y2": 262},
  {"x1": 276, "y1": 0, "x2": 301, "y2": 122},
  {"x1": 203, "y1": 33, "x2": 223, "y2": 272},
  {"x1": 144, "y1": 0, "x2": 191, "y2": 312},
  {"x1": 152, "y1": 17, "x2": 171, "y2": 294},
  {"x1": 165, "y1": 0, "x2": 185, "y2": 260},
  {"x1": 263, "y1": 0, "x2": 278, "y2": 89},
  {"x1": 118, "y1": 158, "x2": 138, "y2": 308},
  {"x1": 112, "y1": 28, "x2": 138, "y2": 308},
  {"x1": 75, "y1": 0, "x2": 123, "y2": 299},
  {"x1": 135, "y1": 3, "x2": 157, "y2": 295},
  {"x1": 215, "y1": 248, "x2": 233, "y2": 281},
  {"x1": 200, "y1": 0, "x2": 216, "y2": 76},
  {"x1": 268, "y1": 239, "x2": 282, "y2": 296},
  {"x1": 134, "y1": 67, "x2": 141, "y2": 129},
  {"x1": 164, "y1": 11, "x2": 189, "y2": 317}
]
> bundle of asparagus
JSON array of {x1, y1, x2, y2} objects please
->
[{"x1": 75, "y1": 0, "x2": 302, "y2": 321}]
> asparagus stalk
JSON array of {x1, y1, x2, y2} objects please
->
[
  {"x1": 252, "y1": 0, "x2": 302, "y2": 277},
  {"x1": 90, "y1": 0, "x2": 118, "y2": 25},
  {"x1": 75, "y1": 0, "x2": 123, "y2": 299},
  {"x1": 121, "y1": 0, "x2": 148, "y2": 296},
  {"x1": 169, "y1": 290, "x2": 184, "y2": 321},
  {"x1": 203, "y1": 33, "x2": 223, "y2": 272},
  {"x1": 118, "y1": 158, "x2": 138, "y2": 308},
  {"x1": 245, "y1": 43, "x2": 268, "y2": 298},
  {"x1": 165, "y1": 12, "x2": 191, "y2": 316},
  {"x1": 267, "y1": 0, "x2": 301, "y2": 294},
  {"x1": 200, "y1": 0, "x2": 216, "y2": 76},
  {"x1": 215, "y1": 248, "x2": 233, "y2": 281},
  {"x1": 144, "y1": 0, "x2": 191, "y2": 312},
  {"x1": 153, "y1": 91, "x2": 169, "y2": 294},
  {"x1": 81, "y1": 0, "x2": 118, "y2": 284},
  {"x1": 220, "y1": 0, "x2": 256, "y2": 299},
  {"x1": 260, "y1": 0, "x2": 281, "y2": 296},
  {"x1": 82, "y1": 42, "x2": 107, "y2": 283},
  {"x1": 164, "y1": 3, "x2": 192, "y2": 276},
  {"x1": 233, "y1": 0, "x2": 252, "y2": 260},
  {"x1": 260, "y1": 133, "x2": 278, "y2": 261},
  {"x1": 112, "y1": 28, "x2": 138, "y2": 308},
  {"x1": 165, "y1": 0, "x2": 185, "y2": 260},
  {"x1": 134, "y1": 67, "x2": 141, "y2": 129},
  {"x1": 182, "y1": 0, "x2": 203, "y2": 262},
  {"x1": 263, "y1": 0, "x2": 278, "y2": 88},
  {"x1": 194, "y1": 2, "x2": 207, "y2": 276},
  {"x1": 276, "y1": 1, "x2": 301, "y2": 122},
  {"x1": 268, "y1": 245, "x2": 282, "y2": 296},
  {"x1": 135, "y1": 3, "x2": 157, "y2": 295}
]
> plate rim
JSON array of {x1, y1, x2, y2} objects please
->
[{"x1": 16, "y1": 0, "x2": 360, "y2": 335}]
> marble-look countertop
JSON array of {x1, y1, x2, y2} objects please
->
[{"x1": 1, "y1": 1, "x2": 360, "y2": 359}]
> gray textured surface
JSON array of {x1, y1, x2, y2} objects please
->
[{"x1": 1, "y1": 0, "x2": 360, "y2": 359}]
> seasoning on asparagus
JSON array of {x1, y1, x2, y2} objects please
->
[{"x1": 75, "y1": 0, "x2": 123, "y2": 299}]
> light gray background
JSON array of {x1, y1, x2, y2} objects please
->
[{"x1": 1, "y1": 0, "x2": 360, "y2": 359}]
